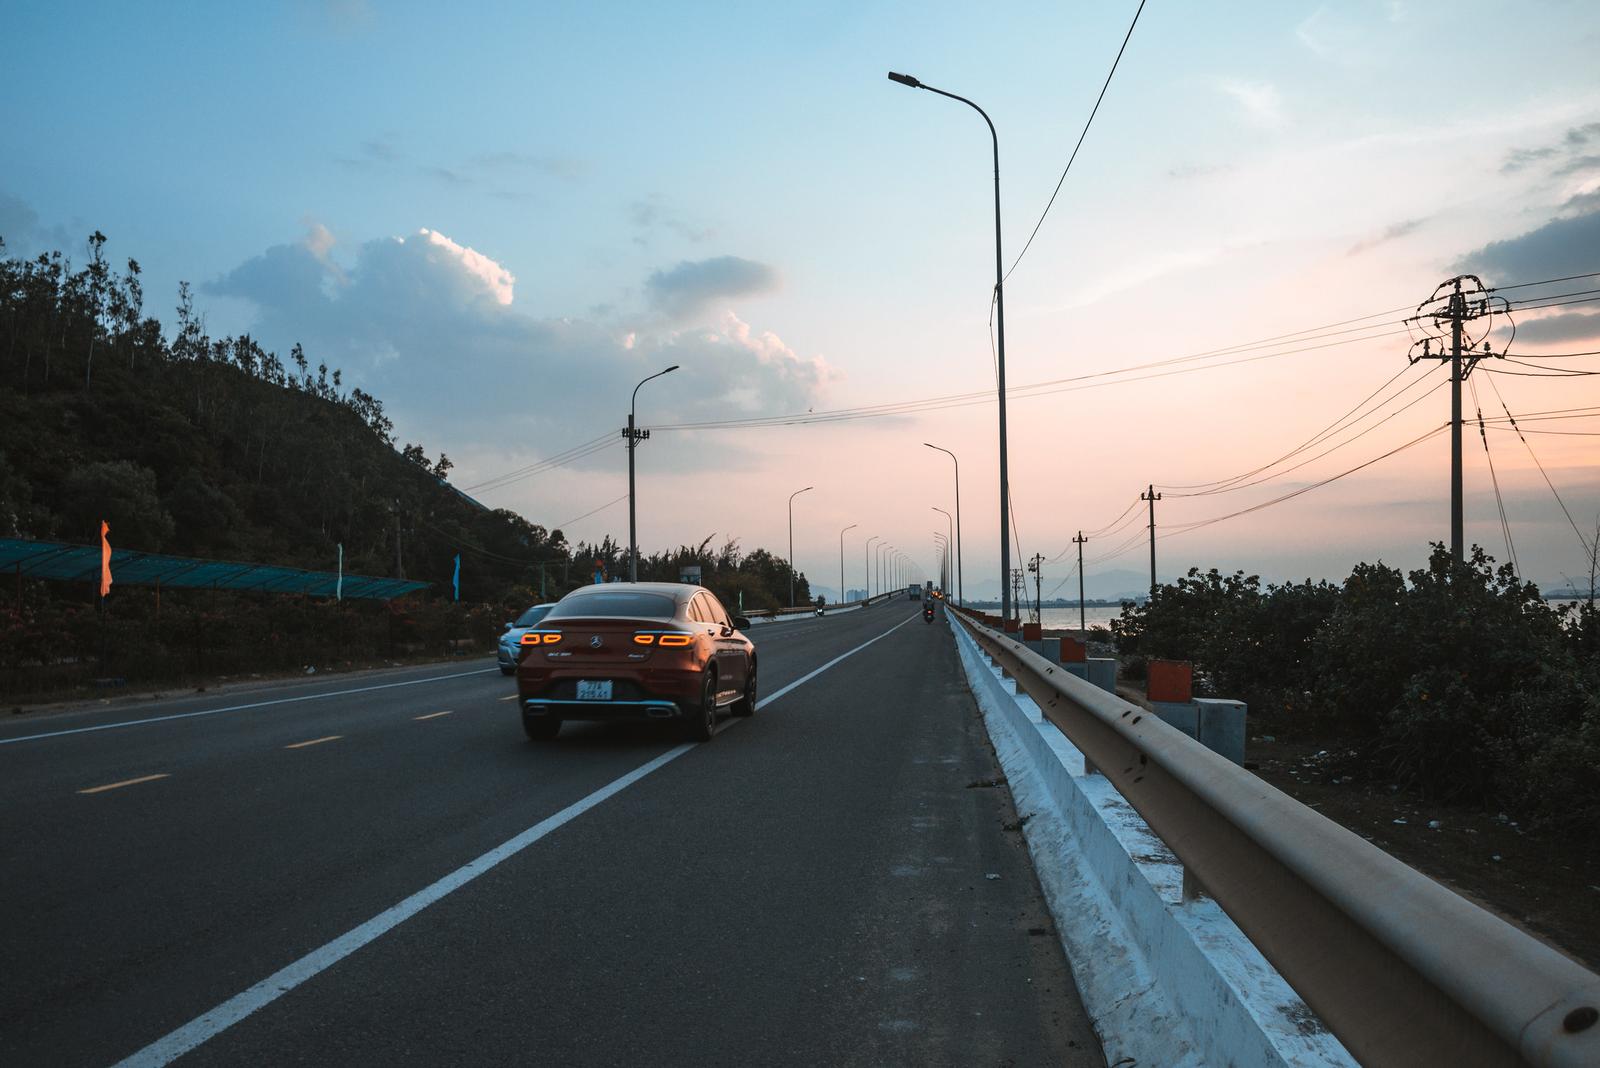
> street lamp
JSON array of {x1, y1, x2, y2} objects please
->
[
  {"x1": 839, "y1": 523, "x2": 857, "y2": 606},
  {"x1": 932, "y1": 506, "x2": 954, "y2": 597},
  {"x1": 892, "y1": 73, "x2": 1010, "y2": 622},
  {"x1": 878, "y1": 542, "x2": 891, "y2": 597},
  {"x1": 628, "y1": 364, "x2": 679, "y2": 581},
  {"x1": 933, "y1": 531, "x2": 949, "y2": 593},
  {"x1": 788, "y1": 485, "x2": 814, "y2": 607},
  {"x1": 924, "y1": 443, "x2": 964, "y2": 606},
  {"x1": 865, "y1": 535, "x2": 880, "y2": 599}
]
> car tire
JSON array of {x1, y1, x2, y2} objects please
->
[
  {"x1": 523, "y1": 716, "x2": 561, "y2": 741},
  {"x1": 730, "y1": 662, "x2": 757, "y2": 717},
  {"x1": 683, "y1": 671, "x2": 717, "y2": 741},
  {"x1": 500, "y1": 665, "x2": 516, "y2": 676}
]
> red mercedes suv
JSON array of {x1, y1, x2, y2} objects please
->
[{"x1": 515, "y1": 583, "x2": 756, "y2": 742}]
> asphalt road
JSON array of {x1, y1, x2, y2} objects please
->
[{"x1": 1, "y1": 601, "x2": 1103, "y2": 1066}]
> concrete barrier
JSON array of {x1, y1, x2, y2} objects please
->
[{"x1": 948, "y1": 614, "x2": 1356, "y2": 1068}]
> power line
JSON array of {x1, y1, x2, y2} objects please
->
[
  {"x1": 1004, "y1": 0, "x2": 1147, "y2": 282},
  {"x1": 1161, "y1": 422, "x2": 1450, "y2": 539},
  {"x1": 1161, "y1": 362, "x2": 1441, "y2": 495},
  {"x1": 1481, "y1": 375, "x2": 1594, "y2": 559},
  {"x1": 554, "y1": 493, "x2": 630, "y2": 532},
  {"x1": 1489, "y1": 270, "x2": 1600, "y2": 292},
  {"x1": 1470, "y1": 376, "x2": 1518, "y2": 575}
]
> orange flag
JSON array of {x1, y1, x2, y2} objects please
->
[{"x1": 99, "y1": 520, "x2": 113, "y2": 597}]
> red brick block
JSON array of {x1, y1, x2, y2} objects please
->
[
  {"x1": 1022, "y1": 622, "x2": 1042, "y2": 640},
  {"x1": 1147, "y1": 659, "x2": 1193, "y2": 703},
  {"x1": 1059, "y1": 637, "x2": 1088, "y2": 663}
]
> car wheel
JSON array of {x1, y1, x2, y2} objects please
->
[
  {"x1": 731, "y1": 662, "x2": 757, "y2": 717},
  {"x1": 500, "y1": 665, "x2": 516, "y2": 676},
  {"x1": 683, "y1": 670, "x2": 717, "y2": 741},
  {"x1": 523, "y1": 716, "x2": 561, "y2": 741}
]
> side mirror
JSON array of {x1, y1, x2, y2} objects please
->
[
  {"x1": 733, "y1": 615, "x2": 751, "y2": 630},
  {"x1": 504, "y1": 621, "x2": 515, "y2": 630}
]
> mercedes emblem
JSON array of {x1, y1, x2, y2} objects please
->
[{"x1": 589, "y1": 635, "x2": 603, "y2": 649}]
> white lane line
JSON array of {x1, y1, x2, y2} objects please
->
[
  {"x1": 0, "y1": 669, "x2": 499, "y2": 747},
  {"x1": 110, "y1": 612, "x2": 916, "y2": 1068}
]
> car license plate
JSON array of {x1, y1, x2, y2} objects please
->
[{"x1": 576, "y1": 680, "x2": 612, "y2": 701}]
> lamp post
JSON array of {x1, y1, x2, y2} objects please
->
[
  {"x1": 933, "y1": 531, "x2": 949, "y2": 593},
  {"x1": 932, "y1": 506, "x2": 953, "y2": 598},
  {"x1": 924, "y1": 443, "x2": 964, "y2": 606},
  {"x1": 788, "y1": 485, "x2": 814, "y2": 607},
  {"x1": 865, "y1": 535, "x2": 880, "y2": 599},
  {"x1": 878, "y1": 542, "x2": 891, "y2": 597},
  {"x1": 839, "y1": 523, "x2": 857, "y2": 606},
  {"x1": 628, "y1": 364, "x2": 679, "y2": 581},
  {"x1": 891, "y1": 73, "x2": 1009, "y2": 622}
]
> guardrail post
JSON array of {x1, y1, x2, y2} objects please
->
[{"x1": 1182, "y1": 865, "x2": 1204, "y2": 902}]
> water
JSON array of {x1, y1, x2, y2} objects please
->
[{"x1": 1037, "y1": 605, "x2": 1124, "y2": 632}]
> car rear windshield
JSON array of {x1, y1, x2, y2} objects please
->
[
  {"x1": 513, "y1": 605, "x2": 553, "y2": 627},
  {"x1": 547, "y1": 592, "x2": 678, "y2": 619}
]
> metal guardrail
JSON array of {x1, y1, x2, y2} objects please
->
[
  {"x1": 950, "y1": 607, "x2": 1600, "y2": 1068},
  {"x1": 745, "y1": 590, "x2": 903, "y2": 619}
]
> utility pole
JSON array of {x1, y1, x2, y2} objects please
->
[
  {"x1": 1407, "y1": 275, "x2": 1501, "y2": 565},
  {"x1": 1141, "y1": 485, "x2": 1161, "y2": 594},
  {"x1": 1027, "y1": 553, "x2": 1043, "y2": 624},
  {"x1": 1073, "y1": 531, "x2": 1088, "y2": 636},
  {"x1": 1010, "y1": 568, "x2": 1025, "y2": 621}
]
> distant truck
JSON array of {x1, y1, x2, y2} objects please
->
[{"x1": 908, "y1": 584, "x2": 921, "y2": 600}]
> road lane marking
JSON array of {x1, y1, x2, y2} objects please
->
[
  {"x1": 78, "y1": 773, "x2": 170, "y2": 795},
  {"x1": 284, "y1": 735, "x2": 342, "y2": 750},
  {"x1": 498, "y1": 694, "x2": 518, "y2": 702},
  {"x1": 413, "y1": 710, "x2": 454, "y2": 721},
  {"x1": 110, "y1": 612, "x2": 916, "y2": 1068},
  {"x1": 0, "y1": 668, "x2": 499, "y2": 747}
]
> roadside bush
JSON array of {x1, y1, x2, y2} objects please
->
[{"x1": 1111, "y1": 543, "x2": 1598, "y2": 838}]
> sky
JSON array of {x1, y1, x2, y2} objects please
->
[{"x1": 3, "y1": 0, "x2": 1598, "y2": 601}]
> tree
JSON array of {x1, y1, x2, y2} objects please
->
[{"x1": 57, "y1": 461, "x2": 175, "y2": 551}]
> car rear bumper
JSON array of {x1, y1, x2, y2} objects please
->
[
  {"x1": 522, "y1": 697, "x2": 685, "y2": 721},
  {"x1": 517, "y1": 668, "x2": 703, "y2": 721}
]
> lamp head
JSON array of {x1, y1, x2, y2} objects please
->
[
  {"x1": 887, "y1": 71, "x2": 921, "y2": 88},
  {"x1": 664, "y1": 364, "x2": 680, "y2": 373}
]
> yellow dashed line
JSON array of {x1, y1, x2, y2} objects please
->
[
  {"x1": 285, "y1": 735, "x2": 342, "y2": 749},
  {"x1": 414, "y1": 710, "x2": 454, "y2": 721},
  {"x1": 79, "y1": 773, "x2": 170, "y2": 795}
]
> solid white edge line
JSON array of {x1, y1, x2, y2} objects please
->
[
  {"x1": 0, "y1": 669, "x2": 500, "y2": 747},
  {"x1": 110, "y1": 611, "x2": 920, "y2": 1068}
]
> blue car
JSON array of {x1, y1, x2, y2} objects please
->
[{"x1": 498, "y1": 603, "x2": 559, "y2": 674}]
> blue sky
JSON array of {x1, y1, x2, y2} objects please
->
[{"x1": 5, "y1": 1, "x2": 1599, "y2": 598}]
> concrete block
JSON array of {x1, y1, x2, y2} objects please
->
[
  {"x1": 1152, "y1": 700, "x2": 1199, "y2": 739},
  {"x1": 1024, "y1": 637, "x2": 1062, "y2": 662},
  {"x1": 1086, "y1": 657, "x2": 1117, "y2": 693},
  {"x1": 1196, "y1": 698, "x2": 1247, "y2": 765},
  {"x1": 1063, "y1": 663, "x2": 1089, "y2": 682}
]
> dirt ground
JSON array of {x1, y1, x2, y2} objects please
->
[{"x1": 1244, "y1": 733, "x2": 1600, "y2": 971}]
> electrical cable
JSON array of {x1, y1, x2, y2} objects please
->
[
  {"x1": 1489, "y1": 271, "x2": 1600, "y2": 292},
  {"x1": 1004, "y1": 0, "x2": 1147, "y2": 282},
  {"x1": 1159, "y1": 422, "x2": 1450, "y2": 539},
  {"x1": 1470, "y1": 376, "x2": 1518, "y2": 575},
  {"x1": 1481, "y1": 375, "x2": 1595, "y2": 558},
  {"x1": 553, "y1": 493, "x2": 630, "y2": 532},
  {"x1": 1162, "y1": 363, "x2": 1441, "y2": 495}
]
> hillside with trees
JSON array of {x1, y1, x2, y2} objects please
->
[{"x1": 0, "y1": 234, "x2": 810, "y2": 699}]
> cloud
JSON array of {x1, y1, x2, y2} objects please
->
[
  {"x1": 1217, "y1": 79, "x2": 1285, "y2": 127},
  {"x1": 1511, "y1": 309, "x2": 1600, "y2": 345},
  {"x1": 204, "y1": 228, "x2": 825, "y2": 462},
  {"x1": 1455, "y1": 207, "x2": 1600, "y2": 282},
  {"x1": 1501, "y1": 119, "x2": 1600, "y2": 174},
  {"x1": 644, "y1": 255, "x2": 778, "y2": 319},
  {"x1": 472, "y1": 152, "x2": 586, "y2": 181},
  {"x1": 629, "y1": 196, "x2": 713, "y2": 245},
  {"x1": 0, "y1": 192, "x2": 73, "y2": 255},
  {"x1": 1346, "y1": 217, "x2": 1425, "y2": 256}
]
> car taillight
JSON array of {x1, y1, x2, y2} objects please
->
[
  {"x1": 656, "y1": 633, "x2": 693, "y2": 647},
  {"x1": 521, "y1": 631, "x2": 562, "y2": 646},
  {"x1": 633, "y1": 633, "x2": 655, "y2": 645}
]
